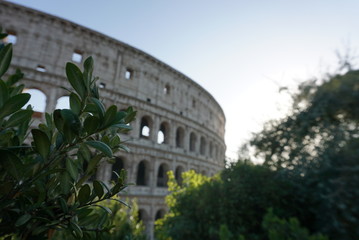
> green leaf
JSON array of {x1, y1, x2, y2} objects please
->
[
  {"x1": 6, "y1": 68, "x2": 24, "y2": 86},
  {"x1": 0, "y1": 79, "x2": 9, "y2": 108},
  {"x1": 83, "y1": 115, "x2": 100, "y2": 135},
  {"x1": 90, "y1": 97, "x2": 105, "y2": 119},
  {"x1": 118, "y1": 144, "x2": 130, "y2": 153},
  {"x1": 53, "y1": 109, "x2": 64, "y2": 133},
  {"x1": 70, "y1": 221, "x2": 83, "y2": 238},
  {"x1": 78, "y1": 184, "x2": 91, "y2": 205},
  {"x1": 102, "y1": 105, "x2": 117, "y2": 128},
  {"x1": 78, "y1": 143, "x2": 91, "y2": 162},
  {"x1": 93, "y1": 180, "x2": 104, "y2": 199},
  {"x1": 0, "y1": 93, "x2": 31, "y2": 118},
  {"x1": 66, "y1": 158, "x2": 78, "y2": 180},
  {"x1": 95, "y1": 204, "x2": 112, "y2": 215},
  {"x1": 83, "y1": 56, "x2": 93, "y2": 89},
  {"x1": 15, "y1": 214, "x2": 31, "y2": 227},
  {"x1": 5, "y1": 109, "x2": 33, "y2": 128},
  {"x1": 59, "y1": 197, "x2": 68, "y2": 213},
  {"x1": 112, "y1": 123, "x2": 132, "y2": 130},
  {"x1": 61, "y1": 109, "x2": 81, "y2": 134},
  {"x1": 60, "y1": 172, "x2": 71, "y2": 195},
  {"x1": 124, "y1": 107, "x2": 137, "y2": 124},
  {"x1": 45, "y1": 112, "x2": 53, "y2": 128},
  {"x1": 110, "y1": 134, "x2": 121, "y2": 147},
  {"x1": 69, "y1": 93, "x2": 82, "y2": 115},
  {"x1": 0, "y1": 149, "x2": 23, "y2": 180},
  {"x1": 115, "y1": 111, "x2": 126, "y2": 122},
  {"x1": 61, "y1": 109, "x2": 81, "y2": 142},
  {"x1": 85, "y1": 140, "x2": 113, "y2": 157},
  {"x1": 0, "y1": 43, "x2": 12, "y2": 78},
  {"x1": 85, "y1": 155, "x2": 102, "y2": 175},
  {"x1": 32, "y1": 129, "x2": 51, "y2": 160},
  {"x1": 66, "y1": 62, "x2": 86, "y2": 99}
]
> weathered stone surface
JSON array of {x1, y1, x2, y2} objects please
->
[{"x1": 0, "y1": 2, "x2": 226, "y2": 238}]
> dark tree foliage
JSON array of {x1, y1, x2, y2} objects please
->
[
  {"x1": 156, "y1": 164, "x2": 305, "y2": 240},
  {"x1": 251, "y1": 70, "x2": 359, "y2": 239}
]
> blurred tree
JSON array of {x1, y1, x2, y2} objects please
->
[
  {"x1": 155, "y1": 164, "x2": 305, "y2": 240},
  {"x1": 251, "y1": 70, "x2": 359, "y2": 239}
]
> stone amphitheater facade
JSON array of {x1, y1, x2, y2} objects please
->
[{"x1": 0, "y1": 1, "x2": 226, "y2": 238}]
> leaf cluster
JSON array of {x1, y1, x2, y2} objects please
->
[{"x1": 0, "y1": 29, "x2": 137, "y2": 239}]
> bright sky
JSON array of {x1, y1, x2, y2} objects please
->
[{"x1": 7, "y1": 0, "x2": 359, "y2": 160}]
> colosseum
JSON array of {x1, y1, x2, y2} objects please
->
[{"x1": 0, "y1": 1, "x2": 226, "y2": 238}]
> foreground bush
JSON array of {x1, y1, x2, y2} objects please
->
[{"x1": 0, "y1": 28, "x2": 137, "y2": 239}]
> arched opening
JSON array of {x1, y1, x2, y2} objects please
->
[
  {"x1": 200, "y1": 136, "x2": 206, "y2": 155},
  {"x1": 155, "y1": 209, "x2": 166, "y2": 221},
  {"x1": 136, "y1": 160, "x2": 149, "y2": 186},
  {"x1": 189, "y1": 132, "x2": 197, "y2": 152},
  {"x1": 111, "y1": 157, "x2": 125, "y2": 181},
  {"x1": 175, "y1": 166, "x2": 184, "y2": 185},
  {"x1": 55, "y1": 96, "x2": 70, "y2": 109},
  {"x1": 214, "y1": 145, "x2": 218, "y2": 160},
  {"x1": 157, "y1": 163, "x2": 169, "y2": 187},
  {"x1": 175, "y1": 127, "x2": 184, "y2": 148},
  {"x1": 163, "y1": 84, "x2": 170, "y2": 95},
  {"x1": 157, "y1": 122, "x2": 169, "y2": 144},
  {"x1": 209, "y1": 141, "x2": 213, "y2": 158},
  {"x1": 23, "y1": 89, "x2": 47, "y2": 117},
  {"x1": 140, "y1": 116, "x2": 151, "y2": 139},
  {"x1": 138, "y1": 209, "x2": 148, "y2": 223}
]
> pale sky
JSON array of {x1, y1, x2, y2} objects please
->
[{"x1": 7, "y1": 0, "x2": 359, "y2": 160}]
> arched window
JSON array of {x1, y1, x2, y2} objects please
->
[
  {"x1": 23, "y1": 89, "x2": 47, "y2": 116},
  {"x1": 55, "y1": 96, "x2": 70, "y2": 109},
  {"x1": 111, "y1": 157, "x2": 124, "y2": 181},
  {"x1": 157, "y1": 122, "x2": 169, "y2": 144},
  {"x1": 214, "y1": 145, "x2": 218, "y2": 160},
  {"x1": 189, "y1": 132, "x2": 197, "y2": 152},
  {"x1": 175, "y1": 166, "x2": 184, "y2": 185},
  {"x1": 209, "y1": 141, "x2": 213, "y2": 158},
  {"x1": 155, "y1": 209, "x2": 166, "y2": 221},
  {"x1": 200, "y1": 136, "x2": 206, "y2": 155},
  {"x1": 163, "y1": 84, "x2": 170, "y2": 95},
  {"x1": 140, "y1": 116, "x2": 151, "y2": 138},
  {"x1": 175, "y1": 127, "x2": 184, "y2": 148},
  {"x1": 136, "y1": 160, "x2": 148, "y2": 186},
  {"x1": 138, "y1": 209, "x2": 148, "y2": 223},
  {"x1": 157, "y1": 163, "x2": 169, "y2": 187}
]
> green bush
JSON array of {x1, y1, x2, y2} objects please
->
[
  {"x1": 262, "y1": 209, "x2": 328, "y2": 240},
  {"x1": 53, "y1": 197, "x2": 146, "y2": 240},
  {"x1": 0, "y1": 28, "x2": 137, "y2": 239}
]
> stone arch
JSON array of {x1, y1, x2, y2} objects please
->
[
  {"x1": 23, "y1": 88, "x2": 47, "y2": 117},
  {"x1": 157, "y1": 121, "x2": 169, "y2": 144},
  {"x1": 155, "y1": 209, "x2": 166, "y2": 221},
  {"x1": 111, "y1": 156, "x2": 125, "y2": 181},
  {"x1": 200, "y1": 136, "x2": 206, "y2": 155},
  {"x1": 175, "y1": 127, "x2": 184, "y2": 148},
  {"x1": 175, "y1": 165, "x2": 184, "y2": 185},
  {"x1": 157, "y1": 163, "x2": 169, "y2": 187},
  {"x1": 55, "y1": 95, "x2": 70, "y2": 109},
  {"x1": 189, "y1": 132, "x2": 197, "y2": 152},
  {"x1": 139, "y1": 116, "x2": 152, "y2": 139},
  {"x1": 136, "y1": 160, "x2": 149, "y2": 186}
]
